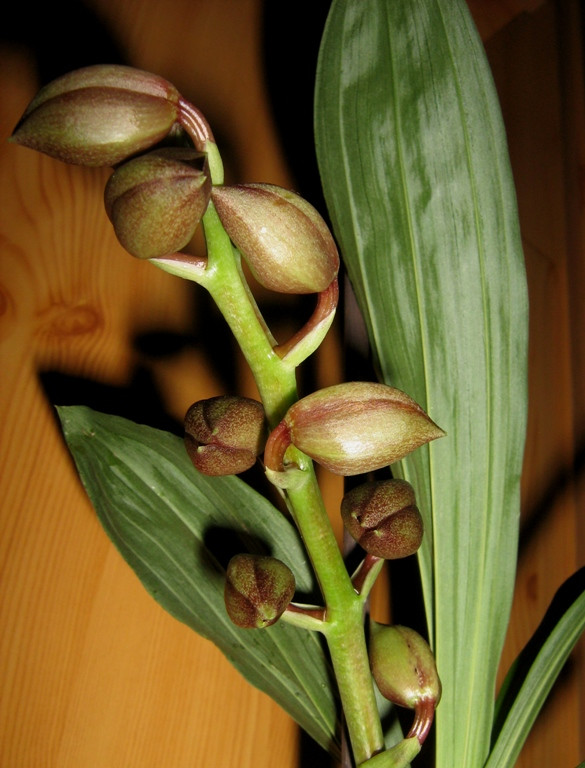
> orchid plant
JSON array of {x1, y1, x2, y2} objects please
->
[{"x1": 10, "y1": 1, "x2": 585, "y2": 767}]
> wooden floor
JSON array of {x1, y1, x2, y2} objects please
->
[{"x1": 1, "y1": 1, "x2": 583, "y2": 766}]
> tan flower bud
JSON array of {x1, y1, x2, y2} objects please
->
[
  {"x1": 369, "y1": 622, "x2": 441, "y2": 717},
  {"x1": 266, "y1": 382, "x2": 444, "y2": 476},
  {"x1": 11, "y1": 65, "x2": 180, "y2": 166},
  {"x1": 341, "y1": 479, "x2": 423, "y2": 559},
  {"x1": 211, "y1": 183, "x2": 339, "y2": 293},
  {"x1": 224, "y1": 554, "x2": 295, "y2": 629},
  {"x1": 184, "y1": 395, "x2": 266, "y2": 476},
  {"x1": 104, "y1": 147, "x2": 210, "y2": 259}
]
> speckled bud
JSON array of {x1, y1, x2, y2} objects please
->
[
  {"x1": 341, "y1": 479, "x2": 423, "y2": 559},
  {"x1": 369, "y1": 623, "x2": 441, "y2": 709},
  {"x1": 267, "y1": 382, "x2": 444, "y2": 477},
  {"x1": 184, "y1": 395, "x2": 266, "y2": 476},
  {"x1": 224, "y1": 554, "x2": 295, "y2": 629},
  {"x1": 10, "y1": 64, "x2": 180, "y2": 166},
  {"x1": 211, "y1": 183, "x2": 339, "y2": 293},
  {"x1": 104, "y1": 147, "x2": 210, "y2": 259}
]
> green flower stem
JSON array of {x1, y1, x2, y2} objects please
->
[
  {"x1": 199, "y1": 207, "x2": 385, "y2": 761},
  {"x1": 203, "y1": 139, "x2": 224, "y2": 186},
  {"x1": 287, "y1": 472, "x2": 385, "y2": 764},
  {"x1": 153, "y1": 142, "x2": 385, "y2": 764},
  {"x1": 200, "y1": 202, "x2": 298, "y2": 424}
]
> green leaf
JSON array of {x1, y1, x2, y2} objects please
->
[
  {"x1": 315, "y1": 2, "x2": 528, "y2": 767},
  {"x1": 486, "y1": 569, "x2": 585, "y2": 768},
  {"x1": 57, "y1": 406, "x2": 339, "y2": 757}
]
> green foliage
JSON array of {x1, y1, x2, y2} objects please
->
[
  {"x1": 487, "y1": 569, "x2": 585, "y2": 768},
  {"x1": 57, "y1": 406, "x2": 340, "y2": 757},
  {"x1": 315, "y1": 0, "x2": 528, "y2": 765}
]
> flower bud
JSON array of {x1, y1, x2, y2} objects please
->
[
  {"x1": 11, "y1": 65, "x2": 180, "y2": 166},
  {"x1": 266, "y1": 382, "x2": 444, "y2": 477},
  {"x1": 184, "y1": 395, "x2": 266, "y2": 476},
  {"x1": 211, "y1": 183, "x2": 339, "y2": 293},
  {"x1": 369, "y1": 623, "x2": 441, "y2": 710},
  {"x1": 341, "y1": 479, "x2": 423, "y2": 559},
  {"x1": 104, "y1": 147, "x2": 210, "y2": 259},
  {"x1": 224, "y1": 554, "x2": 295, "y2": 629}
]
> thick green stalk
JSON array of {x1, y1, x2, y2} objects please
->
[
  {"x1": 154, "y1": 140, "x2": 385, "y2": 764},
  {"x1": 283, "y1": 459, "x2": 385, "y2": 764},
  {"x1": 201, "y1": 204, "x2": 384, "y2": 762}
]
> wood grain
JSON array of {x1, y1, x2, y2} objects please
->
[{"x1": 1, "y1": 2, "x2": 582, "y2": 767}]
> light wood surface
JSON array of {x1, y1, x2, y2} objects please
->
[{"x1": 1, "y1": 2, "x2": 582, "y2": 767}]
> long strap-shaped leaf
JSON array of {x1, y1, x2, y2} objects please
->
[
  {"x1": 486, "y1": 568, "x2": 585, "y2": 768},
  {"x1": 58, "y1": 406, "x2": 339, "y2": 757},
  {"x1": 315, "y1": 2, "x2": 528, "y2": 766}
]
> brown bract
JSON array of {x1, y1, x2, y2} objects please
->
[
  {"x1": 341, "y1": 479, "x2": 423, "y2": 559},
  {"x1": 184, "y1": 396, "x2": 266, "y2": 476}
]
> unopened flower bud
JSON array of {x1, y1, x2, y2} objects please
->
[
  {"x1": 11, "y1": 64, "x2": 180, "y2": 166},
  {"x1": 211, "y1": 183, "x2": 339, "y2": 293},
  {"x1": 369, "y1": 623, "x2": 441, "y2": 744},
  {"x1": 341, "y1": 479, "x2": 423, "y2": 559},
  {"x1": 104, "y1": 147, "x2": 210, "y2": 259},
  {"x1": 265, "y1": 382, "x2": 444, "y2": 477},
  {"x1": 224, "y1": 554, "x2": 295, "y2": 629},
  {"x1": 184, "y1": 395, "x2": 266, "y2": 476}
]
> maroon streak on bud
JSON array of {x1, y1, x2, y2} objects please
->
[
  {"x1": 211, "y1": 183, "x2": 339, "y2": 294},
  {"x1": 266, "y1": 382, "x2": 444, "y2": 477},
  {"x1": 369, "y1": 623, "x2": 441, "y2": 745},
  {"x1": 184, "y1": 395, "x2": 266, "y2": 476},
  {"x1": 341, "y1": 479, "x2": 423, "y2": 559},
  {"x1": 11, "y1": 65, "x2": 180, "y2": 166},
  {"x1": 224, "y1": 554, "x2": 295, "y2": 629},
  {"x1": 104, "y1": 147, "x2": 211, "y2": 259}
]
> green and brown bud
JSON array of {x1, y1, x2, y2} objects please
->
[
  {"x1": 184, "y1": 395, "x2": 266, "y2": 476},
  {"x1": 265, "y1": 382, "x2": 444, "y2": 477},
  {"x1": 341, "y1": 479, "x2": 423, "y2": 559},
  {"x1": 369, "y1": 623, "x2": 441, "y2": 743},
  {"x1": 211, "y1": 183, "x2": 339, "y2": 294},
  {"x1": 104, "y1": 147, "x2": 210, "y2": 259},
  {"x1": 11, "y1": 64, "x2": 180, "y2": 166},
  {"x1": 224, "y1": 554, "x2": 295, "y2": 629}
]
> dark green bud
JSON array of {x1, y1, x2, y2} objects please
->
[
  {"x1": 104, "y1": 147, "x2": 210, "y2": 259},
  {"x1": 265, "y1": 382, "x2": 444, "y2": 477},
  {"x1": 224, "y1": 554, "x2": 295, "y2": 629},
  {"x1": 11, "y1": 64, "x2": 180, "y2": 166},
  {"x1": 211, "y1": 183, "x2": 339, "y2": 294},
  {"x1": 341, "y1": 479, "x2": 423, "y2": 559},
  {"x1": 184, "y1": 395, "x2": 266, "y2": 476}
]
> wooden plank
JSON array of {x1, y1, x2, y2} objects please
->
[{"x1": 1, "y1": 1, "x2": 582, "y2": 766}]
